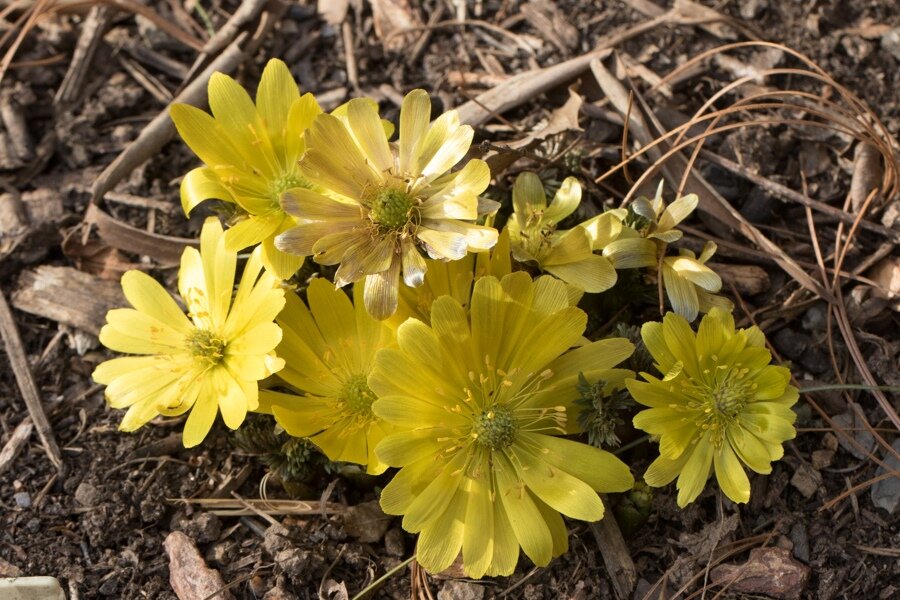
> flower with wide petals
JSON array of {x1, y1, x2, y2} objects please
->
[
  {"x1": 171, "y1": 59, "x2": 321, "y2": 279},
  {"x1": 370, "y1": 273, "x2": 635, "y2": 578},
  {"x1": 93, "y1": 218, "x2": 285, "y2": 447},
  {"x1": 630, "y1": 181, "x2": 699, "y2": 244},
  {"x1": 507, "y1": 172, "x2": 616, "y2": 292},
  {"x1": 256, "y1": 279, "x2": 395, "y2": 474},
  {"x1": 661, "y1": 241, "x2": 733, "y2": 321},
  {"x1": 275, "y1": 89, "x2": 498, "y2": 320},
  {"x1": 627, "y1": 309, "x2": 798, "y2": 507}
]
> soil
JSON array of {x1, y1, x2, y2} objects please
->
[{"x1": 1, "y1": 1, "x2": 898, "y2": 599}]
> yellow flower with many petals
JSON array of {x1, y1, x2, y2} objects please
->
[
  {"x1": 627, "y1": 309, "x2": 798, "y2": 507},
  {"x1": 661, "y1": 241, "x2": 733, "y2": 321},
  {"x1": 275, "y1": 89, "x2": 499, "y2": 320},
  {"x1": 370, "y1": 273, "x2": 635, "y2": 578},
  {"x1": 171, "y1": 59, "x2": 321, "y2": 279},
  {"x1": 257, "y1": 279, "x2": 395, "y2": 474},
  {"x1": 507, "y1": 172, "x2": 616, "y2": 293},
  {"x1": 93, "y1": 218, "x2": 286, "y2": 447}
]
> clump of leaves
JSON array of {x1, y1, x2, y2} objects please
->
[
  {"x1": 613, "y1": 322, "x2": 654, "y2": 374},
  {"x1": 232, "y1": 415, "x2": 331, "y2": 485},
  {"x1": 576, "y1": 372, "x2": 633, "y2": 449}
]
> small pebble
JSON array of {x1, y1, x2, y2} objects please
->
[
  {"x1": 74, "y1": 482, "x2": 101, "y2": 506},
  {"x1": 13, "y1": 491, "x2": 32, "y2": 508},
  {"x1": 438, "y1": 580, "x2": 485, "y2": 600}
]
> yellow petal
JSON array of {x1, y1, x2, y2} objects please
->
[
  {"x1": 544, "y1": 254, "x2": 617, "y2": 293},
  {"x1": 120, "y1": 270, "x2": 192, "y2": 334},
  {"x1": 714, "y1": 442, "x2": 750, "y2": 504},
  {"x1": 256, "y1": 58, "x2": 300, "y2": 160},
  {"x1": 462, "y1": 464, "x2": 495, "y2": 578},
  {"x1": 419, "y1": 159, "x2": 488, "y2": 220},
  {"x1": 363, "y1": 259, "x2": 401, "y2": 320},
  {"x1": 658, "y1": 194, "x2": 698, "y2": 231},
  {"x1": 170, "y1": 103, "x2": 246, "y2": 168},
  {"x1": 223, "y1": 214, "x2": 281, "y2": 251},
  {"x1": 260, "y1": 234, "x2": 305, "y2": 280},
  {"x1": 182, "y1": 387, "x2": 219, "y2": 448},
  {"x1": 525, "y1": 433, "x2": 634, "y2": 493},
  {"x1": 100, "y1": 309, "x2": 186, "y2": 354},
  {"x1": 676, "y1": 433, "x2": 714, "y2": 507},
  {"x1": 301, "y1": 113, "x2": 378, "y2": 199},
  {"x1": 285, "y1": 92, "x2": 322, "y2": 161},
  {"x1": 579, "y1": 211, "x2": 622, "y2": 249},
  {"x1": 417, "y1": 228, "x2": 468, "y2": 260},
  {"x1": 281, "y1": 188, "x2": 361, "y2": 221},
  {"x1": 399, "y1": 89, "x2": 431, "y2": 174},
  {"x1": 416, "y1": 489, "x2": 467, "y2": 574},
  {"x1": 308, "y1": 277, "x2": 355, "y2": 349},
  {"x1": 494, "y1": 453, "x2": 553, "y2": 567},
  {"x1": 180, "y1": 167, "x2": 235, "y2": 216},
  {"x1": 602, "y1": 237, "x2": 658, "y2": 268},
  {"x1": 208, "y1": 72, "x2": 276, "y2": 179},
  {"x1": 662, "y1": 261, "x2": 700, "y2": 322},
  {"x1": 517, "y1": 446, "x2": 605, "y2": 521},
  {"x1": 347, "y1": 98, "x2": 393, "y2": 173},
  {"x1": 543, "y1": 176, "x2": 581, "y2": 224},
  {"x1": 643, "y1": 451, "x2": 690, "y2": 488}
]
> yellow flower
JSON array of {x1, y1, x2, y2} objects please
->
[
  {"x1": 256, "y1": 279, "x2": 395, "y2": 473},
  {"x1": 630, "y1": 181, "x2": 699, "y2": 243},
  {"x1": 171, "y1": 59, "x2": 321, "y2": 279},
  {"x1": 370, "y1": 273, "x2": 635, "y2": 578},
  {"x1": 627, "y1": 309, "x2": 798, "y2": 507},
  {"x1": 661, "y1": 241, "x2": 733, "y2": 321},
  {"x1": 507, "y1": 172, "x2": 616, "y2": 292},
  {"x1": 93, "y1": 218, "x2": 286, "y2": 447},
  {"x1": 275, "y1": 89, "x2": 499, "y2": 320}
]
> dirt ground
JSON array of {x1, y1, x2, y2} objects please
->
[{"x1": 1, "y1": 1, "x2": 899, "y2": 599}]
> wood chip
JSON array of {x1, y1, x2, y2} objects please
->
[
  {"x1": 590, "y1": 499, "x2": 636, "y2": 600},
  {"x1": 369, "y1": 0, "x2": 423, "y2": 50},
  {"x1": 710, "y1": 547, "x2": 810, "y2": 600},
  {"x1": 850, "y1": 142, "x2": 883, "y2": 213},
  {"x1": 54, "y1": 5, "x2": 112, "y2": 106},
  {"x1": 164, "y1": 531, "x2": 234, "y2": 600},
  {"x1": 0, "y1": 419, "x2": 33, "y2": 477},
  {"x1": 0, "y1": 189, "x2": 65, "y2": 260},
  {"x1": 12, "y1": 265, "x2": 125, "y2": 335}
]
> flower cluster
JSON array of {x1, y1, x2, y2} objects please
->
[{"x1": 89, "y1": 58, "x2": 797, "y2": 580}]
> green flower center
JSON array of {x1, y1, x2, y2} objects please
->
[
  {"x1": 683, "y1": 361, "x2": 758, "y2": 447},
  {"x1": 269, "y1": 172, "x2": 311, "y2": 202},
  {"x1": 186, "y1": 329, "x2": 226, "y2": 367},
  {"x1": 473, "y1": 405, "x2": 517, "y2": 450},
  {"x1": 340, "y1": 374, "x2": 377, "y2": 419},
  {"x1": 370, "y1": 187, "x2": 416, "y2": 230}
]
